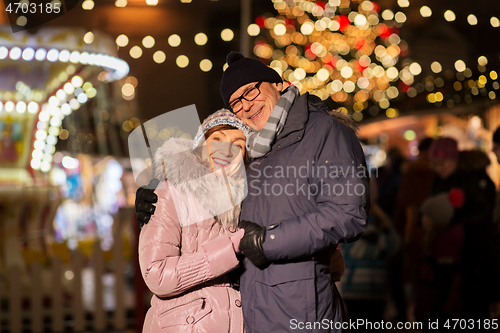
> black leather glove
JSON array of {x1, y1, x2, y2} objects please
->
[
  {"x1": 135, "y1": 178, "x2": 159, "y2": 230},
  {"x1": 239, "y1": 220, "x2": 268, "y2": 267}
]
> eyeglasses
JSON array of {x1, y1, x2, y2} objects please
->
[{"x1": 229, "y1": 82, "x2": 263, "y2": 114}]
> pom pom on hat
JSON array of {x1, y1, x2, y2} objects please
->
[{"x1": 227, "y1": 51, "x2": 245, "y2": 65}]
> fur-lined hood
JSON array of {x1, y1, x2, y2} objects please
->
[
  {"x1": 152, "y1": 138, "x2": 246, "y2": 228},
  {"x1": 329, "y1": 109, "x2": 359, "y2": 136}
]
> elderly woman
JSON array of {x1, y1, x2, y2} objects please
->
[{"x1": 139, "y1": 110, "x2": 250, "y2": 333}]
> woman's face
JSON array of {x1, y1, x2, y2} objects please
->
[{"x1": 201, "y1": 129, "x2": 246, "y2": 173}]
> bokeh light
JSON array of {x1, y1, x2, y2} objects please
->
[
  {"x1": 176, "y1": 55, "x2": 189, "y2": 68},
  {"x1": 153, "y1": 51, "x2": 166, "y2": 63},
  {"x1": 116, "y1": 34, "x2": 129, "y2": 47},
  {"x1": 168, "y1": 34, "x2": 181, "y2": 47},
  {"x1": 420, "y1": 6, "x2": 432, "y2": 17},
  {"x1": 221, "y1": 29, "x2": 234, "y2": 41},
  {"x1": 194, "y1": 33, "x2": 208, "y2": 45},
  {"x1": 129, "y1": 46, "x2": 143, "y2": 59},
  {"x1": 444, "y1": 10, "x2": 456, "y2": 22},
  {"x1": 142, "y1": 36, "x2": 155, "y2": 48}
]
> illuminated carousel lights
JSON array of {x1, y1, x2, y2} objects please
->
[
  {"x1": 0, "y1": 46, "x2": 129, "y2": 80},
  {"x1": 29, "y1": 78, "x2": 98, "y2": 173}
]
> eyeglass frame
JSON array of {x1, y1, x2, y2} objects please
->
[{"x1": 228, "y1": 81, "x2": 263, "y2": 114}]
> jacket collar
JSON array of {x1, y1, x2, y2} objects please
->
[
  {"x1": 276, "y1": 92, "x2": 309, "y2": 141},
  {"x1": 153, "y1": 138, "x2": 244, "y2": 228}
]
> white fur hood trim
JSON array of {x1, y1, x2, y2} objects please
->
[{"x1": 152, "y1": 138, "x2": 246, "y2": 228}]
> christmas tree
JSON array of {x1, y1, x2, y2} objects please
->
[{"x1": 253, "y1": 0, "x2": 414, "y2": 120}]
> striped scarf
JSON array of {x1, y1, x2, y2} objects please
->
[{"x1": 246, "y1": 85, "x2": 300, "y2": 159}]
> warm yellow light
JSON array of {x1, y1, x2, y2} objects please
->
[
  {"x1": 194, "y1": 33, "x2": 208, "y2": 45},
  {"x1": 82, "y1": 0, "x2": 94, "y2": 10},
  {"x1": 83, "y1": 31, "x2": 94, "y2": 44},
  {"x1": 122, "y1": 83, "x2": 135, "y2": 97},
  {"x1": 200, "y1": 59, "x2": 213, "y2": 72},
  {"x1": 382, "y1": 10, "x2": 394, "y2": 21},
  {"x1": 142, "y1": 36, "x2": 155, "y2": 48},
  {"x1": 221, "y1": 29, "x2": 234, "y2": 41},
  {"x1": 427, "y1": 93, "x2": 436, "y2": 103},
  {"x1": 409, "y1": 62, "x2": 422, "y2": 75},
  {"x1": 168, "y1": 34, "x2": 181, "y2": 47},
  {"x1": 115, "y1": 0, "x2": 127, "y2": 7},
  {"x1": 340, "y1": 66, "x2": 353, "y2": 78},
  {"x1": 490, "y1": 71, "x2": 498, "y2": 80},
  {"x1": 478, "y1": 56, "x2": 488, "y2": 66},
  {"x1": 130, "y1": 46, "x2": 143, "y2": 59},
  {"x1": 478, "y1": 75, "x2": 487, "y2": 85},
  {"x1": 395, "y1": 12, "x2": 407, "y2": 23},
  {"x1": 247, "y1": 24, "x2": 260, "y2": 36},
  {"x1": 491, "y1": 17, "x2": 500, "y2": 28},
  {"x1": 116, "y1": 34, "x2": 129, "y2": 47},
  {"x1": 386, "y1": 108, "x2": 397, "y2": 118},
  {"x1": 467, "y1": 14, "x2": 478, "y2": 25},
  {"x1": 454, "y1": 60, "x2": 466, "y2": 72},
  {"x1": 397, "y1": 0, "x2": 409, "y2": 7},
  {"x1": 16, "y1": 16, "x2": 27, "y2": 27},
  {"x1": 153, "y1": 51, "x2": 166, "y2": 64},
  {"x1": 274, "y1": 23, "x2": 287, "y2": 36},
  {"x1": 176, "y1": 55, "x2": 189, "y2": 68},
  {"x1": 435, "y1": 92, "x2": 443, "y2": 102},
  {"x1": 444, "y1": 10, "x2": 455, "y2": 21},
  {"x1": 146, "y1": 0, "x2": 158, "y2": 5},
  {"x1": 420, "y1": 6, "x2": 432, "y2": 17},
  {"x1": 431, "y1": 61, "x2": 442, "y2": 73},
  {"x1": 300, "y1": 21, "x2": 314, "y2": 35}
]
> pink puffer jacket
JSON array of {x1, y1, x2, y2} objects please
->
[{"x1": 139, "y1": 138, "x2": 247, "y2": 333}]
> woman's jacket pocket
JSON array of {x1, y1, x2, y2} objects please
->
[{"x1": 158, "y1": 297, "x2": 212, "y2": 328}]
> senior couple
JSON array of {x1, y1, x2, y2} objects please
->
[{"x1": 135, "y1": 52, "x2": 370, "y2": 333}]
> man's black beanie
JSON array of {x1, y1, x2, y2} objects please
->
[
  {"x1": 220, "y1": 51, "x2": 283, "y2": 107},
  {"x1": 494, "y1": 126, "x2": 500, "y2": 144}
]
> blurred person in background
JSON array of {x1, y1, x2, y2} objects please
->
[
  {"x1": 375, "y1": 147, "x2": 407, "y2": 322},
  {"x1": 415, "y1": 189, "x2": 465, "y2": 330},
  {"x1": 490, "y1": 127, "x2": 500, "y2": 312},
  {"x1": 340, "y1": 177, "x2": 401, "y2": 330},
  {"x1": 393, "y1": 138, "x2": 436, "y2": 318},
  {"x1": 428, "y1": 137, "x2": 496, "y2": 324}
]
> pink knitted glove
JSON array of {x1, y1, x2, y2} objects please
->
[{"x1": 230, "y1": 228, "x2": 245, "y2": 253}]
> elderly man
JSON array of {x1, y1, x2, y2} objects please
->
[{"x1": 137, "y1": 52, "x2": 369, "y2": 332}]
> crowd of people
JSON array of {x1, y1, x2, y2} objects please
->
[
  {"x1": 133, "y1": 50, "x2": 499, "y2": 332},
  {"x1": 340, "y1": 133, "x2": 500, "y2": 331}
]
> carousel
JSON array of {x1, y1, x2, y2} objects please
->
[{"x1": 0, "y1": 25, "x2": 129, "y2": 274}]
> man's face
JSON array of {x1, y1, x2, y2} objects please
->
[
  {"x1": 229, "y1": 81, "x2": 283, "y2": 130},
  {"x1": 430, "y1": 158, "x2": 457, "y2": 179},
  {"x1": 492, "y1": 142, "x2": 500, "y2": 163}
]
